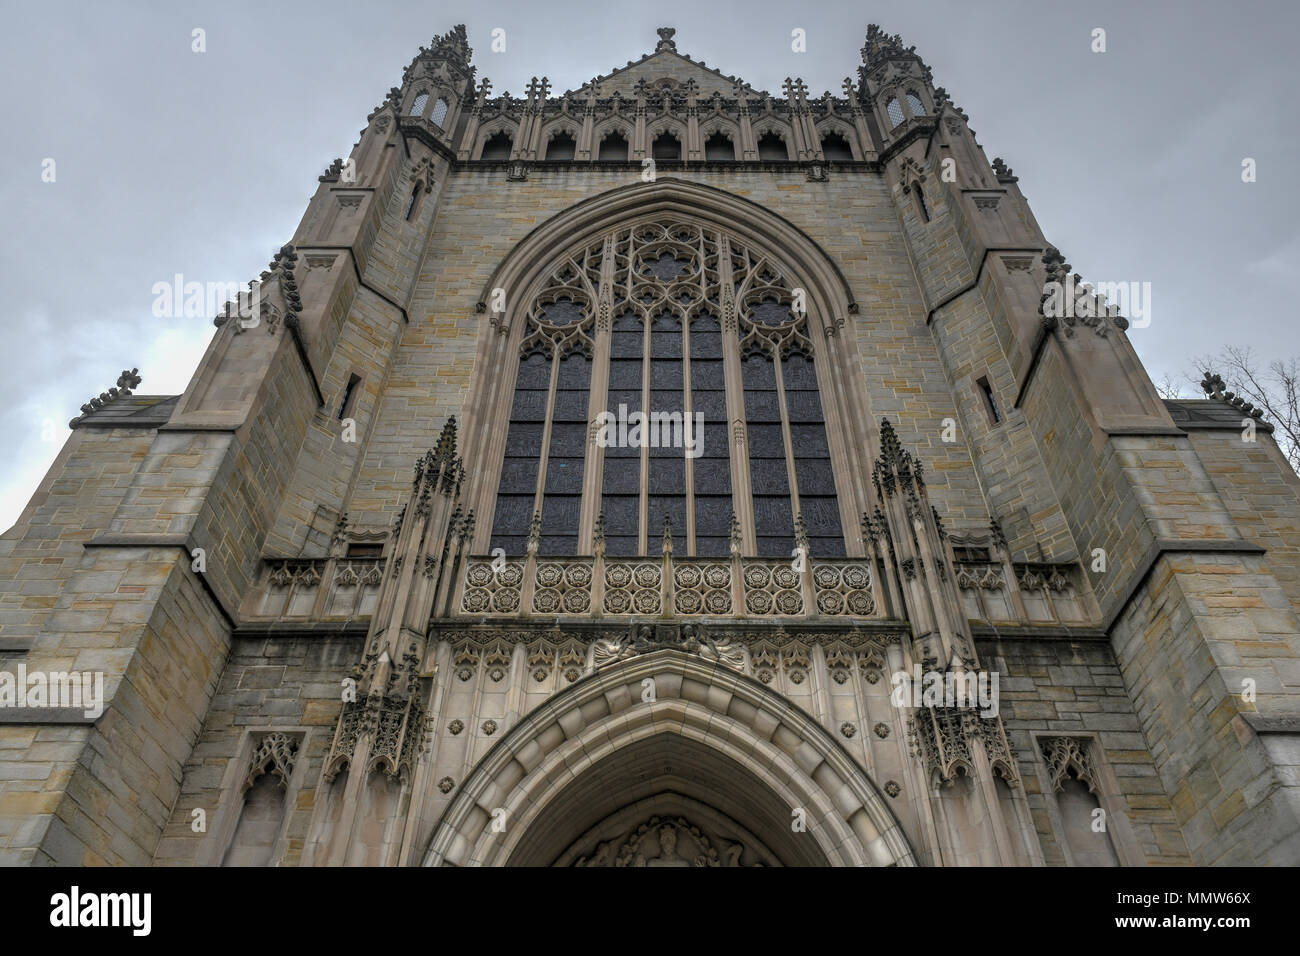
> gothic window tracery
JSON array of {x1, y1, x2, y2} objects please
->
[
  {"x1": 431, "y1": 97, "x2": 449, "y2": 127},
  {"x1": 885, "y1": 97, "x2": 905, "y2": 128},
  {"x1": 410, "y1": 91, "x2": 429, "y2": 116},
  {"x1": 489, "y1": 217, "x2": 845, "y2": 559},
  {"x1": 905, "y1": 89, "x2": 925, "y2": 118}
]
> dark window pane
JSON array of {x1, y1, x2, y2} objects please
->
[
  {"x1": 753, "y1": 495, "x2": 794, "y2": 536},
  {"x1": 602, "y1": 456, "x2": 641, "y2": 493},
  {"x1": 541, "y1": 495, "x2": 580, "y2": 536},
  {"x1": 545, "y1": 456, "x2": 584, "y2": 494},
  {"x1": 756, "y1": 535, "x2": 795, "y2": 557},
  {"x1": 557, "y1": 354, "x2": 591, "y2": 389},
  {"x1": 649, "y1": 456, "x2": 685, "y2": 494},
  {"x1": 609, "y1": 358, "x2": 643, "y2": 388},
  {"x1": 694, "y1": 497, "x2": 732, "y2": 535},
  {"x1": 607, "y1": 390, "x2": 642, "y2": 415},
  {"x1": 742, "y1": 356, "x2": 777, "y2": 389},
  {"x1": 548, "y1": 422, "x2": 586, "y2": 457},
  {"x1": 799, "y1": 496, "x2": 844, "y2": 537},
  {"x1": 693, "y1": 457, "x2": 731, "y2": 494},
  {"x1": 552, "y1": 389, "x2": 589, "y2": 421},
  {"x1": 691, "y1": 317, "x2": 723, "y2": 357},
  {"x1": 784, "y1": 390, "x2": 824, "y2": 422},
  {"x1": 605, "y1": 534, "x2": 639, "y2": 556},
  {"x1": 692, "y1": 389, "x2": 727, "y2": 421},
  {"x1": 699, "y1": 421, "x2": 729, "y2": 458},
  {"x1": 649, "y1": 495, "x2": 687, "y2": 540},
  {"x1": 505, "y1": 422, "x2": 545, "y2": 458},
  {"x1": 782, "y1": 354, "x2": 818, "y2": 390},
  {"x1": 695, "y1": 536, "x2": 729, "y2": 557},
  {"x1": 794, "y1": 457, "x2": 836, "y2": 495},
  {"x1": 510, "y1": 389, "x2": 548, "y2": 421},
  {"x1": 650, "y1": 360, "x2": 683, "y2": 389},
  {"x1": 691, "y1": 358, "x2": 724, "y2": 390},
  {"x1": 790, "y1": 422, "x2": 831, "y2": 458},
  {"x1": 750, "y1": 458, "x2": 790, "y2": 494},
  {"x1": 744, "y1": 389, "x2": 781, "y2": 421},
  {"x1": 539, "y1": 535, "x2": 578, "y2": 556},
  {"x1": 810, "y1": 536, "x2": 846, "y2": 558},
  {"x1": 491, "y1": 494, "x2": 536, "y2": 537},
  {"x1": 601, "y1": 494, "x2": 640, "y2": 534},
  {"x1": 515, "y1": 354, "x2": 552, "y2": 389},
  {"x1": 489, "y1": 534, "x2": 527, "y2": 555},
  {"x1": 499, "y1": 457, "x2": 539, "y2": 493},
  {"x1": 748, "y1": 424, "x2": 786, "y2": 458}
]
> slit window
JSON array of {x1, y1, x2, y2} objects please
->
[
  {"x1": 337, "y1": 374, "x2": 362, "y2": 420},
  {"x1": 913, "y1": 184, "x2": 930, "y2": 222},
  {"x1": 977, "y1": 376, "x2": 1002, "y2": 424}
]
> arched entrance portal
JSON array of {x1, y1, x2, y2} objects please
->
[{"x1": 423, "y1": 651, "x2": 916, "y2": 866}]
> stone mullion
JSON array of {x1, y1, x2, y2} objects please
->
[
  {"x1": 718, "y1": 235, "x2": 755, "y2": 554},
  {"x1": 579, "y1": 237, "x2": 617, "y2": 553},
  {"x1": 532, "y1": 352, "x2": 562, "y2": 526},
  {"x1": 683, "y1": 316, "x2": 696, "y2": 557},
  {"x1": 772, "y1": 352, "x2": 802, "y2": 539},
  {"x1": 639, "y1": 313, "x2": 650, "y2": 556}
]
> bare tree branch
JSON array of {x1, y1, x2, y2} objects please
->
[{"x1": 1194, "y1": 347, "x2": 1300, "y2": 474}]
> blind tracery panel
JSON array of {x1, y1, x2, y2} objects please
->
[{"x1": 489, "y1": 217, "x2": 845, "y2": 559}]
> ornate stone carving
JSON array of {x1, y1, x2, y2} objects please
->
[
  {"x1": 244, "y1": 732, "x2": 299, "y2": 791},
  {"x1": 1041, "y1": 736, "x2": 1101, "y2": 794}
]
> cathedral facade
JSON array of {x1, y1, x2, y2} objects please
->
[{"x1": 3, "y1": 24, "x2": 1300, "y2": 867}]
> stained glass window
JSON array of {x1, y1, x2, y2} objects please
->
[{"x1": 488, "y1": 219, "x2": 846, "y2": 559}]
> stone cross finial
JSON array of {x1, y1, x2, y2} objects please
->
[
  {"x1": 655, "y1": 27, "x2": 677, "y2": 52},
  {"x1": 783, "y1": 77, "x2": 808, "y2": 102},
  {"x1": 842, "y1": 77, "x2": 857, "y2": 98}
]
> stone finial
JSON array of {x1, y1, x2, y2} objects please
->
[
  {"x1": 319, "y1": 157, "x2": 345, "y2": 183},
  {"x1": 527, "y1": 510, "x2": 543, "y2": 550},
  {"x1": 661, "y1": 513, "x2": 674, "y2": 555},
  {"x1": 427, "y1": 23, "x2": 472, "y2": 66},
  {"x1": 655, "y1": 27, "x2": 677, "y2": 53},
  {"x1": 794, "y1": 513, "x2": 810, "y2": 551},
  {"x1": 860, "y1": 23, "x2": 919, "y2": 71},
  {"x1": 1201, "y1": 371, "x2": 1266, "y2": 420},
  {"x1": 75, "y1": 368, "x2": 141, "y2": 421},
  {"x1": 991, "y1": 156, "x2": 1015, "y2": 180},
  {"x1": 729, "y1": 510, "x2": 743, "y2": 556}
]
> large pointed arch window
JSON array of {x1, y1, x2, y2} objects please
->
[{"x1": 489, "y1": 218, "x2": 845, "y2": 559}]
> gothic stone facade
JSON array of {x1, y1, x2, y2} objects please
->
[{"x1": 3, "y1": 25, "x2": 1299, "y2": 867}]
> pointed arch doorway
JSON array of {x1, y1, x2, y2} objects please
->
[{"x1": 422, "y1": 650, "x2": 917, "y2": 866}]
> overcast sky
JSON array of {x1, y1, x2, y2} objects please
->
[{"x1": 1, "y1": 0, "x2": 1296, "y2": 531}]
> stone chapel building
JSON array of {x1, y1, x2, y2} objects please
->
[{"x1": 2, "y1": 24, "x2": 1299, "y2": 867}]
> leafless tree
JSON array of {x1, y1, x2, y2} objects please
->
[
  {"x1": 1153, "y1": 373, "x2": 1185, "y2": 400},
  {"x1": 1189, "y1": 346, "x2": 1300, "y2": 474}
]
